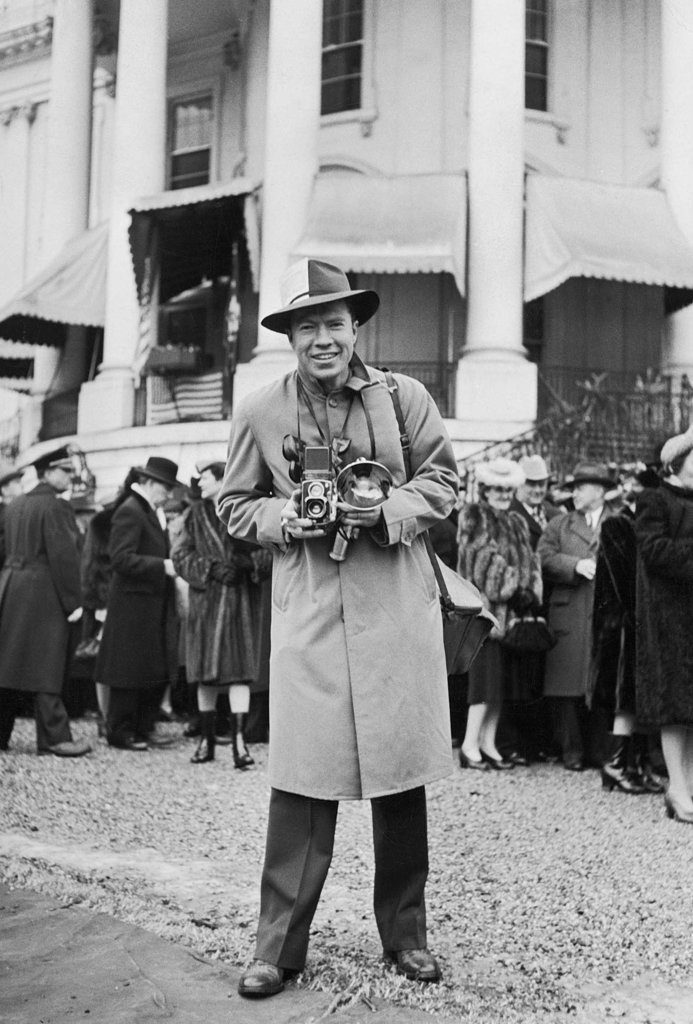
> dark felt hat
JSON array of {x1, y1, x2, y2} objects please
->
[
  {"x1": 566, "y1": 462, "x2": 615, "y2": 489},
  {"x1": 133, "y1": 456, "x2": 181, "y2": 489},
  {"x1": 261, "y1": 259, "x2": 379, "y2": 334}
]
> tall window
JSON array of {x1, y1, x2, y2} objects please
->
[
  {"x1": 321, "y1": 0, "x2": 363, "y2": 115},
  {"x1": 525, "y1": 1, "x2": 549, "y2": 111},
  {"x1": 169, "y1": 95, "x2": 213, "y2": 190}
]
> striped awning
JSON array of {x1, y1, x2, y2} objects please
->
[
  {"x1": 0, "y1": 222, "x2": 108, "y2": 346},
  {"x1": 525, "y1": 175, "x2": 693, "y2": 308},
  {"x1": 292, "y1": 171, "x2": 468, "y2": 295}
]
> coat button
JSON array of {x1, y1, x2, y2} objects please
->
[{"x1": 328, "y1": 397, "x2": 338, "y2": 407}]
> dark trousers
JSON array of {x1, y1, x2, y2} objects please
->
[
  {"x1": 106, "y1": 685, "x2": 165, "y2": 746},
  {"x1": 255, "y1": 786, "x2": 429, "y2": 971},
  {"x1": 547, "y1": 696, "x2": 610, "y2": 767},
  {"x1": 0, "y1": 688, "x2": 72, "y2": 752}
]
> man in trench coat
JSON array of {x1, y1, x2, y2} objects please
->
[
  {"x1": 0, "y1": 446, "x2": 91, "y2": 756},
  {"x1": 538, "y1": 462, "x2": 615, "y2": 771},
  {"x1": 218, "y1": 259, "x2": 458, "y2": 998}
]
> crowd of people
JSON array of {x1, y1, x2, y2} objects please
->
[
  {"x1": 0, "y1": 449, "x2": 271, "y2": 764},
  {"x1": 1, "y1": 256, "x2": 692, "y2": 1002}
]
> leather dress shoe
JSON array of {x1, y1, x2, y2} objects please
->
[
  {"x1": 238, "y1": 959, "x2": 285, "y2": 998},
  {"x1": 110, "y1": 735, "x2": 148, "y2": 751},
  {"x1": 386, "y1": 948, "x2": 441, "y2": 983},
  {"x1": 479, "y1": 749, "x2": 514, "y2": 770},
  {"x1": 146, "y1": 733, "x2": 175, "y2": 748},
  {"x1": 459, "y1": 749, "x2": 489, "y2": 770},
  {"x1": 564, "y1": 758, "x2": 584, "y2": 772},
  {"x1": 42, "y1": 739, "x2": 91, "y2": 758},
  {"x1": 507, "y1": 750, "x2": 530, "y2": 767}
]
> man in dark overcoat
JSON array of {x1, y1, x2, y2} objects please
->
[
  {"x1": 96, "y1": 456, "x2": 180, "y2": 751},
  {"x1": 0, "y1": 460, "x2": 24, "y2": 569},
  {"x1": 0, "y1": 447, "x2": 91, "y2": 756},
  {"x1": 538, "y1": 461, "x2": 615, "y2": 771}
]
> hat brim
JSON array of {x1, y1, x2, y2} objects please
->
[
  {"x1": 134, "y1": 466, "x2": 182, "y2": 488},
  {"x1": 261, "y1": 289, "x2": 380, "y2": 334}
]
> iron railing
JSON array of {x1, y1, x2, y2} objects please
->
[{"x1": 459, "y1": 369, "x2": 693, "y2": 500}]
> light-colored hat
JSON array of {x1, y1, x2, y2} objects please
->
[
  {"x1": 660, "y1": 425, "x2": 693, "y2": 471},
  {"x1": 476, "y1": 458, "x2": 525, "y2": 490},
  {"x1": 261, "y1": 259, "x2": 380, "y2": 334},
  {"x1": 518, "y1": 454, "x2": 550, "y2": 482}
]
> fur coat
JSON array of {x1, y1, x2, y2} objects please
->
[
  {"x1": 457, "y1": 502, "x2": 542, "y2": 638},
  {"x1": 634, "y1": 481, "x2": 693, "y2": 727}
]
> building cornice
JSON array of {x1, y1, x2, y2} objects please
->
[{"x1": 0, "y1": 15, "x2": 52, "y2": 67}]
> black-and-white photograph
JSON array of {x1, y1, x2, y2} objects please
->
[{"x1": 1, "y1": 2, "x2": 692, "y2": 1022}]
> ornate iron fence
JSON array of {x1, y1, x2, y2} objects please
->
[
  {"x1": 39, "y1": 386, "x2": 80, "y2": 442},
  {"x1": 459, "y1": 369, "x2": 693, "y2": 500}
]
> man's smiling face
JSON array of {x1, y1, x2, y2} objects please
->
[{"x1": 288, "y1": 299, "x2": 357, "y2": 393}]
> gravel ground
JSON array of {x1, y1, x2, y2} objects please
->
[{"x1": 2, "y1": 717, "x2": 693, "y2": 1023}]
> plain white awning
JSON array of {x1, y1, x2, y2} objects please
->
[
  {"x1": 292, "y1": 172, "x2": 468, "y2": 295},
  {"x1": 0, "y1": 222, "x2": 108, "y2": 346},
  {"x1": 525, "y1": 175, "x2": 693, "y2": 305}
]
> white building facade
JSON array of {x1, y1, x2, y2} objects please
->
[{"x1": 1, "y1": 0, "x2": 693, "y2": 495}]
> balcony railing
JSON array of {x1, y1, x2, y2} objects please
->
[{"x1": 459, "y1": 368, "x2": 693, "y2": 500}]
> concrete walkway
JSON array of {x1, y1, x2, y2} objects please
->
[{"x1": 0, "y1": 884, "x2": 438, "y2": 1024}]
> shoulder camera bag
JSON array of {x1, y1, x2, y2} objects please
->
[{"x1": 382, "y1": 371, "x2": 495, "y2": 674}]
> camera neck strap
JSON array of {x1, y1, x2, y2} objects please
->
[{"x1": 382, "y1": 369, "x2": 455, "y2": 611}]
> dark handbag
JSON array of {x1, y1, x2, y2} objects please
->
[
  {"x1": 501, "y1": 613, "x2": 556, "y2": 654},
  {"x1": 382, "y1": 369, "x2": 496, "y2": 675}
]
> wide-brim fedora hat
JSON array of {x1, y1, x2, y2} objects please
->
[
  {"x1": 134, "y1": 456, "x2": 182, "y2": 489},
  {"x1": 566, "y1": 461, "x2": 614, "y2": 489},
  {"x1": 261, "y1": 259, "x2": 380, "y2": 334},
  {"x1": 476, "y1": 458, "x2": 525, "y2": 490}
]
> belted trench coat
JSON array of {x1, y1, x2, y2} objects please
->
[{"x1": 218, "y1": 359, "x2": 458, "y2": 800}]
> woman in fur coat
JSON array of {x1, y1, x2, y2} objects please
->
[
  {"x1": 457, "y1": 459, "x2": 542, "y2": 770},
  {"x1": 635, "y1": 427, "x2": 693, "y2": 824},
  {"x1": 172, "y1": 459, "x2": 257, "y2": 767}
]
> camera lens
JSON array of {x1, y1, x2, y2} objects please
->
[
  {"x1": 307, "y1": 482, "x2": 324, "y2": 497},
  {"x1": 305, "y1": 498, "x2": 327, "y2": 519}
]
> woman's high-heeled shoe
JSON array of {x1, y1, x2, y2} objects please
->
[
  {"x1": 664, "y1": 792, "x2": 693, "y2": 824},
  {"x1": 479, "y1": 749, "x2": 514, "y2": 770},
  {"x1": 459, "y1": 749, "x2": 489, "y2": 771}
]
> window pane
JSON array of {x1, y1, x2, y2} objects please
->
[
  {"x1": 526, "y1": 10, "x2": 547, "y2": 41},
  {"x1": 525, "y1": 43, "x2": 547, "y2": 76},
  {"x1": 525, "y1": 74, "x2": 547, "y2": 112},
  {"x1": 321, "y1": 76, "x2": 362, "y2": 115},
  {"x1": 170, "y1": 149, "x2": 210, "y2": 189},
  {"x1": 172, "y1": 97, "x2": 212, "y2": 151},
  {"x1": 323, "y1": 43, "x2": 362, "y2": 81}
]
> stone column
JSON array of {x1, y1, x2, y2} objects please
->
[
  {"x1": 454, "y1": 0, "x2": 536, "y2": 447},
  {"x1": 78, "y1": 0, "x2": 168, "y2": 433},
  {"x1": 661, "y1": 0, "x2": 693, "y2": 376},
  {"x1": 233, "y1": 0, "x2": 323, "y2": 402},
  {"x1": 32, "y1": 0, "x2": 93, "y2": 402}
]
